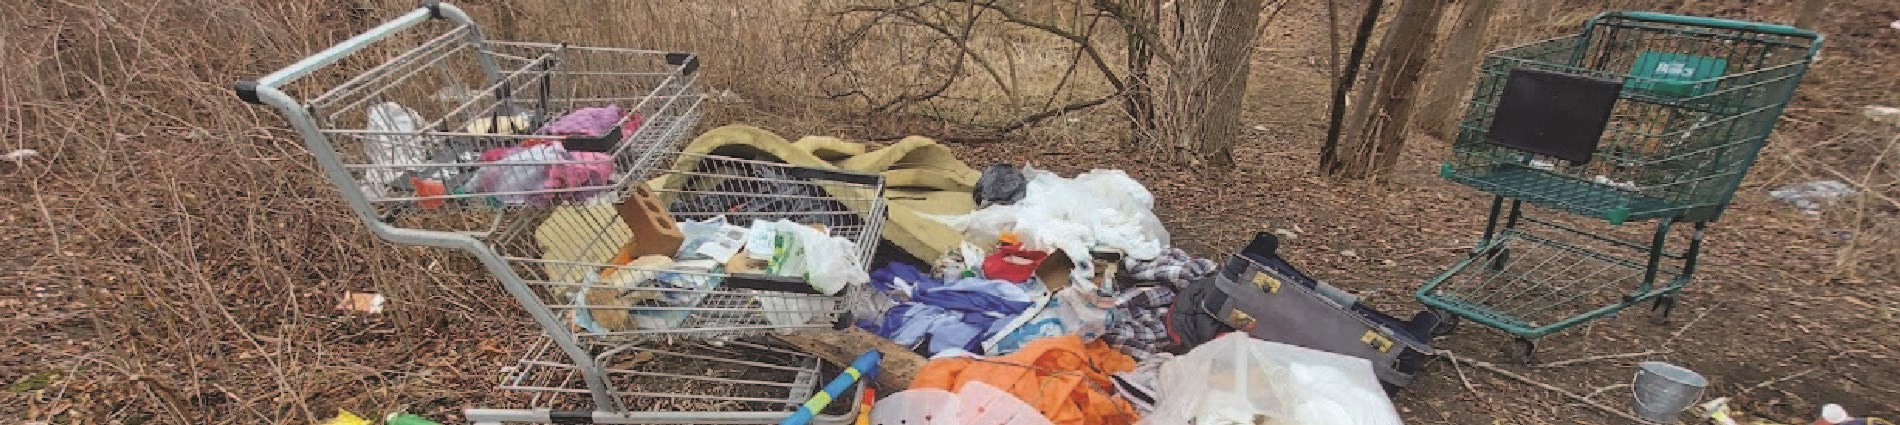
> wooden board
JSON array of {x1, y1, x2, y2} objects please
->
[{"x1": 775, "y1": 328, "x2": 926, "y2": 391}]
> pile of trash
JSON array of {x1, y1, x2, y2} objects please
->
[{"x1": 833, "y1": 164, "x2": 1405, "y2": 425}]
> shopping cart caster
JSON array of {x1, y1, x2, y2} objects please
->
[
  {"x1": 1509, "y1": 338, "x2": 1537, "y2": 364},
  {"x1": 1648, "y1": 295, "x2": 1677, "y2": 325},
  {"x1": 1428, "y1": 309, "x2": 1460, "y2": 337},
  {"x1": 1482, "y1": 246, "x2": 1511, "y2": 272}
]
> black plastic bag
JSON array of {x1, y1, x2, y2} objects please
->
[{"x1": 972, "y1": 163, "x2": 1026, "y2": 207}]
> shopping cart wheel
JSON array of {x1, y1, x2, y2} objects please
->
[
  {"x1": 1648, "y1": 295, "x2": 1677, "y2": 325},
  {"x1": 1485, "y1": 247, "x2": 1511, "y2": 272},
  {"x1": 1509, "y1": 338, "x2": 1537, "y2": 365},
  {"x1": 1429, "y1": 309, "x2": 1460, "y2": 337}
]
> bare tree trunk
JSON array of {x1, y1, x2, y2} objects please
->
[
  {"x1": 1318, "y1": 0, "x2": 1385, "y2": 172},
  {"x1": 1124, "y1": 0, "x2": 1158, "y2": 141},
  {"x1": 1178, "y1": 0, "x2": 1264, "y2": 167},
  {"x1": 1794, "y1": 0, "x2": 1827, "y2": 29},
  {"x1": 1323, "y1": 0, "x2": 1451, "y2": 179},
  {"x1": 1418, "y1": 0, "x2": 1499, "y2": 140}
]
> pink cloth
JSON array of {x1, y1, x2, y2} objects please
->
[
  {"x1": 540, "y1": 151, "x2": 614, "y2": 203},
  {"x1": 479, "y1": 146, "x2": 524, "y2": 163},
  {"x1": 540, "y1": 105, "x2": 626, "y2": 137}
]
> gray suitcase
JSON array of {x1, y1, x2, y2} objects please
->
[{"x1": 1204, "y1": 233, "x2": 1439, "y2": 388}]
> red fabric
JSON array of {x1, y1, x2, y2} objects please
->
[{"x1": 982, "y1": 244, "x2": 1049, "y2": 283}]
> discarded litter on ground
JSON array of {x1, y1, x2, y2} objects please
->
[
  {"x1": 1770, "y1": 180, "x2": 1858, "y2": 215},
  {"x1": 232, "y1": 4, "x2": 1860, "y2": 424}
]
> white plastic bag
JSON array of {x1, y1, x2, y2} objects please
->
[
  {"x1": 361, "y1": 102, "x2": 426, "y2": 198},
  {"x1": 1051, "y1": 287, "x2": 1110, "y2": 341},
  {"x1": 461, "y1": 144, "x2": 564, "y2": 205},
  {"x1": 1139, "y1": 333, "x2": 1403, "y2": 425},
  {"x1": 931, "y1": 166, "x2": 1171, "y2": 284},
  {"x1": 748, "y1": 219, "x2": 868, "y2": 295},
  {"x1": 871, "y1": 381, "x2": 1052, "y2": 425},
  {"x1": 800, "y1": 231, "x2": 869, "y2": 295}
]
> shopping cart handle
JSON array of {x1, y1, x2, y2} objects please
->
[
  {"x1": 1596, "y1": 11, "x2": 1819, "y2": 39},
  {"x1": 234, "y1": 1, "x2": 477, "y2": 104}
]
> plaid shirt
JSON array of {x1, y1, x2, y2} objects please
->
[
  {"x1": 1125, "y1": 248, "x2": 1217, "y2": 288},
  {"x1": 1102, "y1": 286, "x2": 1176, "y2": 359},
  {"x1": 1107, "y1": 249, "x2": 1215, "y2": 358}
]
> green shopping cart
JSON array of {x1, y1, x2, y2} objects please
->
[{"x1": 1416, "y1": 11, "x2": 1822, "y2": 362}]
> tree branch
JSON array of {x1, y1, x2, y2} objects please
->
[
  {"x1": 1089, "y1": 0, "x2": 1176, "y2": 64},
  {"x1": 997, "y1": 93, "x2": 1117, "y2": 133},
  {"x1": 860, "y1": 93, "x2": 1121, "y2": 142},
  {"x1": 935, "y1": 0, "x2": 1128, "y2": 93},
  {"x1": 1442, "y1": 350, "x2": 1655, "y2": 424}
]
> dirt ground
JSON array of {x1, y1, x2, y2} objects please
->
[
  {"x1": 2, "y1": 0, "x2": 1896, "y2": 424},
  {"x1": 930, "y1": 1, "x2": 1900, "y2": 423}
]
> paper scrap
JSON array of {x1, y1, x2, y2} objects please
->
[{"x1": 336, "y1": 292, "x2": 386, "y2": 314}]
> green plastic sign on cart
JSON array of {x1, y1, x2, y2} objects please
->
[{"x1": 1626, "y1": 51, "x2": 1728, "y2": 97}]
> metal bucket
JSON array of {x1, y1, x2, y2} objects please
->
[{"x1": 1632, "y1": 362, "x2": 1707, "y2": 423}]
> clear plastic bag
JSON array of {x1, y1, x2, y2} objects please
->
[
  {"x1": 676, "y1": 216, "x2": 746, "y2": 262},
  {"x1": 1139, "y1": 334, "x2": 1402, "y2": 425}
]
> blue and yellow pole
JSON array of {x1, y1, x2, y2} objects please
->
[{"x1": 780, "y1": 350, "x2": 881, "y2": 425}]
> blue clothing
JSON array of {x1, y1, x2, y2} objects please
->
[
  {"x1": 878, "y1": 303, "x2": 986, "y2": 353},
  {"x1": 869, "y1": 262, "x2": 938, "y2": 294},
  {"x1": 864, "y1": 264, "x2": 1037, "y2": 354},
  {"x1": 913, "y1": 277, "x2": 1034, "y2": 317}
]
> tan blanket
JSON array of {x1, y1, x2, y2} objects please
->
[{"x1": 649, "y1": 125, "x2": 980, "y2": 262}]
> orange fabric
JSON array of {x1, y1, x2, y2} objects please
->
[{"x1": 910, "y1": 336, "x2": 1138, "y2": 425}]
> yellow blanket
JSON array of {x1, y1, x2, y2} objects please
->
[
  {"x1": 649, "y1": 125, "x2": 980, "y2": 262},
  {"x1": 535, "y1": 125, "x2": 980, "y2": 280}
]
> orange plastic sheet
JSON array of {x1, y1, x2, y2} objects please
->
[{"x1": 910, "y1": 336, "x2": 1138, "y2": 425}]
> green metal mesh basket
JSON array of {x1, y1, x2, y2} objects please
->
[{"x1": 1443, "y1": 12, "x2": 1822, "y2": 224}]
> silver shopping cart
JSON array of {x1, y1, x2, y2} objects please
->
[{"x1": 235, "y1": 3, "x2": 883, "y2": 423}]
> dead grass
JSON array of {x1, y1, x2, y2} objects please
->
[{"x1": 0, "y1": 0, "x2": 1894, "y2": 424}]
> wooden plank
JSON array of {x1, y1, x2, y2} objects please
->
[{"x1": 776, "y1": 328, "x2": 927, "y2": 391}]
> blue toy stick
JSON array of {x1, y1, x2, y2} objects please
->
[{"x1": 780, "y1": 350, "x2": 881, "y2": 425}]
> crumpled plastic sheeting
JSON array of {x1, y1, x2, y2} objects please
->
[
  {"x1": 1770, "y1": 180, "x2": 1857, "y2": 215},
  {"x1": 464, "y1": 144, "x2": 562, "y2": 204},
  {"x1": 1138, "y1": 333, "x2": 1402, "y2": 425},
  {"x1": 932, "y1": 166, "x2": 1170, "y2": 282},
  {"x1": 462, "y1": 144, "x2": 614, "y2": 205}
]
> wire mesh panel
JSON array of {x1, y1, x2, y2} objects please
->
[
  {"x1": 292, "y1": 31, "x2": 703, "y2": 235},
  {"x1": 491, "y1": 154, "x2": 886, "y2": 345},
  {"x1": 477, "y1": 153, "x2": 882, "y2": 421},
  {"x1": 1443, "y1": 13, "x2": 1821, "y2": 223},
  {"x1": 1417, "y1": 227, "x2": 1686, "y2": 338},
  {"x1": 498, "y1": 337, "x2": 847, "y2": 415}
]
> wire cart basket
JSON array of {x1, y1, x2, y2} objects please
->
[
  {"x1": 1416, "y1": 11, "x2": 1821, "y2": 362},
  {"x1": 236, "y1": 3, "x2": 884, "y2": 423}
]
